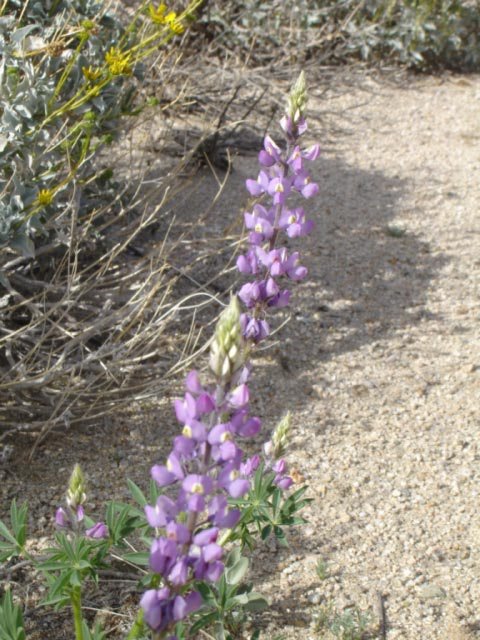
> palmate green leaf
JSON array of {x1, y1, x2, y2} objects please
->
[
  {"x1": 10, "y1": 500, "x2": 28, "y2": 549},
  {"x1": 40, "y1": 570, "x2": 72, "y2": 609},
  {"x1": 260, "y1": 524, "x2": 272, "y2": 540},
  {"x1": 224, "y1": 548, "x2": 249, "y2": 586},
  {"x1": 0, "y1": 590, "x2": 26, "y2": 640},
  {"x1": 0, "y1": 520, "x2": 20, "y2": 547},
  {"x1": 188, "y1": 612, "x2": 219, "y2": 636},
  {"x1": 106, "y1": 501, "x2": 143, "y2": 543},
  {"x1": 82, "y1": 620, "x2": 107, "y2": 640},
  {"x1": 242, "y1": 592, "x2": 268, "y2": 613},
  {"x1": 0, "y1": 542, "x2": 18, "y2": 562},
  {"x1": 38, "y1": 559, "x2": 71, "y2": 571},
  {"x1": 127, "y1": 478, "x2": 148, "y2": 508},
  {"x1": 214, "y1": 620, "x2": 227, "y2": 640},
  {"x1": 121, "y1": 551, "x2": 150, "y2": 566},
  {"x1": 196, "y1": 581, "x2": 216, "y2": 606}
]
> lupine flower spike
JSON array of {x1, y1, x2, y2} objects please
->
[
  {"x1": 55, "y1": 464, "x2": 108, "y2": 538},
  {"x1": 141, "y1": 72, "x2": 320, "y2": 637}
]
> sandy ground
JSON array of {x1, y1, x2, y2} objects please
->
[{"x1": 1, "y1": 68, "x2": 479, "y2": 639}]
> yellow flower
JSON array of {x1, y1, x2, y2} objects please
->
[
  {"x1": 148, "y1": 2, "x2": 168, "y2": 24},
  {"x1": 105, "y1": 47, "x2": 132, "y2": 76},
  {"x1": 165, "y1": 11, "x2": 184, "y2": 34},
  {"x1": 36, "y1": 189, "x2": 54, "y2": 207},
  {"x1": 148, "y1": 3, "x2": 184, "y2": 33},
  {"x1": 82, "y1": 65, "x2": 102, "y2": 83}
]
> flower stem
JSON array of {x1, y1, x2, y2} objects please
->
[{"x1": 71, "y1": 586, "x2": 84, "y2": 640}]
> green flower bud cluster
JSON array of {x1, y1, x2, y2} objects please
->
[
  {"x1": 287, "y1": 71, "x2": 307, "y2": 124},
  {"x1": 66, "y1": 464, "x2": 86, "y2": 510},
  {"x1": 209, "y1": 296, "x2": 245, "y2": 380},
  {"x1": 264, "y1": 412, "x2": 291, "y2": 460}
]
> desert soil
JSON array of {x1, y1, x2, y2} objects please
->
[{"x1": 1, "y1": 68, "x2": 479, "y2": 639}]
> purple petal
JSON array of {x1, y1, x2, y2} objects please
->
[
  {"x1": 246, "y1": 178, "x2": 264, "y2": 196},
  {"x1": 169, "y1": 557, "x2": 189, "y2": 586},
  {"x1": 193, "y1": 526, "x2": 219, "y2": 546},
  {"x1": 214, "y1": 507, "x2": 241, "y2": 529},
  {"x1": 55, "y1": 507, "x2": 68, "y2": 529},
  {"x1": 151, "y1": 465, "x2": 176, "y2": 487},
  {"x1": 302, "y1": 182, "x2": 319, "y2": 199},
  {"x1": 202, "y1": 542, "x2": 223, "y2": 563},
  {"x1": 303, "y1": 143, "x2": 320, "y2": 161},
  {"x1": 188, "y1": 494, "x2": 205, "y2": 512},
  {"x1": 228, "y1": 478, "x2": 250, "y2": 498},
  {"x1": 205, "y1": 560, "x2": 224, "y2": 582},
  {"x1": 85, "y1": 522, "x2": 108, "y2": 539},
  {"x1": 185, "y1": 370, "x2": 202, "y2": 394},
  {"x1": 173, "y1": 591, "x2": 202, "y2": 621},
  {"x1": 275, "y1": 475, "x2": 294, "y2": 490},
  {"x1": 229, "y1": 384, "x2": 249, "y2": 408},
  {"x1": 140, "y1": 589, "x2": 163, "y2": 630}
]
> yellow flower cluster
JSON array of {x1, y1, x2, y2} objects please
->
[
  {"x1": 82, "y1": 65, "x2": 102, "y2": 83},
  {"x1": 148, "y1": 3, "x2": 185, "y2": 34},
  {"x1": 36, "y1": 189, "x2": 54, "y2": 207},
  {"x1": 104, "y1": 47, "x2": 132, "y2": 76}
]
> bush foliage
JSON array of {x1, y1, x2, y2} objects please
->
[
  {"x1": 197, "y1": 0, "x2": 479, "y2": 70},
  {"x1": 0, "y1": 0, "x2": 136, "y2": 256}
]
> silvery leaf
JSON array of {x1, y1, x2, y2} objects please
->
[{"x1": 12, "y1": 25, "x2": 39, "y2": 44}]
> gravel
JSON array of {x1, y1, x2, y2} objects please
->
[{"x1": 1, "y1": 68, "x2": 479, "y2": 639}]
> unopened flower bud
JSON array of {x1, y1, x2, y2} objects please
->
[
  {"x1": 66, "y1": 463, "x2": 86, "y2": 510},
  {"x1": 271, "y1": 412, "x2": 291, "y2": 459},
  {"x1": 287, "y1": 71, "x2": 307, "y2": 124},
  {"x1": 209, "y1": 296, "x2": 245, "y2": 380}
]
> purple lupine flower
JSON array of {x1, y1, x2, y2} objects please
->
[
  {"x1": 267, "y1": 175, "x2": 292, "y2": 205},
  {"x1": 246, "y1": 170, "x2": 270, "y2": 197},
  {"x1": 244, "y1": 209, "x2": 274, "y2": 245},
  {"x1": 166, "y1": 520, "x2": 190, "y2": 544},
  {"x1": 293, "y1": 170, "x2": 319, "y2": 198},
  {"x1": 287, "y1": 143, "x2": 320, "y2": 172},
  {"x1": 240, "y1": 313, "x2": 270, "y2": 342},
  {"x1": 151, "y1": 451, "x2": 185, "y2": 487},
  {"x1": 140, "y1": 587, "x2": 172, "y2": 631},
  {"x1": 218, "y1": 462, "x2": 251, "y2": 498},
  {"x1": 241, "y1": 454, "x2": 261, "y2": 477},
  {"x1": 238, "y1": 281, "x2": 262, "y2": 308},
  {"x1": 208, "y1": 423, "x2": 240, "y2": 462},
  {"x1": 149, "y1": 537, "x2": 178, "y2": 575},
  {"x1": 169, "y1": 556, "x2": 189, "y2": 586},
  {"x1": 208, "y1": 495, "x2": 241, "y2": 529},
  {"x1": 172, "y1": 591, "x2": 202, "y2": 620},
  {"x1": 273, "y1": 459, "x2": 294, "y2": 490},
  {"x1": 174, "y1": 392, "x2": 197, "y2": 424},
  {"x1": 227, "y1": 383, "x2": 249, "y2": 409},
  {"x1": 145, "y1": 495, "x2": 178, "y2": 528},
  {"x1": 280, "y1": 114, "x2": 307, "y2": 138},
  {"x1": 279, "y1": 207, "x2": 314, "y2": 238},
  {"x1": 237, "y1": 249, "x2": 260, "y2": 275},
  {"x1": 230, "y1": 409, "x2": 261, "y2": 437},
  {"x1": 258, "y1": 135, "x2": 282, "y2": 167},
  {"x1": 55, "y1": 507, "x2": 69, "y2": 529},
  {"x1": 185, "y1": 370, "x2": 203, "y2": 394},
  {"x1": 85, "y1": 522, "x2": 108, "y2": 539},
  {"x1": 182, "y1": 474, "x2": 214, "y2": 512}
]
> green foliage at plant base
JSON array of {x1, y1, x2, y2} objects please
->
[
  {"x1": 0, "y1": 589, "x2": 26, "y2": 640},
  {"x1": 315, "y1": 602, "x2": 372, "y2": 640}
]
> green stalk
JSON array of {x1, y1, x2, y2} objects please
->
[
  {"x1": 126, "y1": 609, "x2": 146, "y2": 640},
  {"x1": 49, "y1": 34, "x2": 89, "y2": 110},
  {"x1": 71, "y1": 586, "x2": 84, "y2": 640}
]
